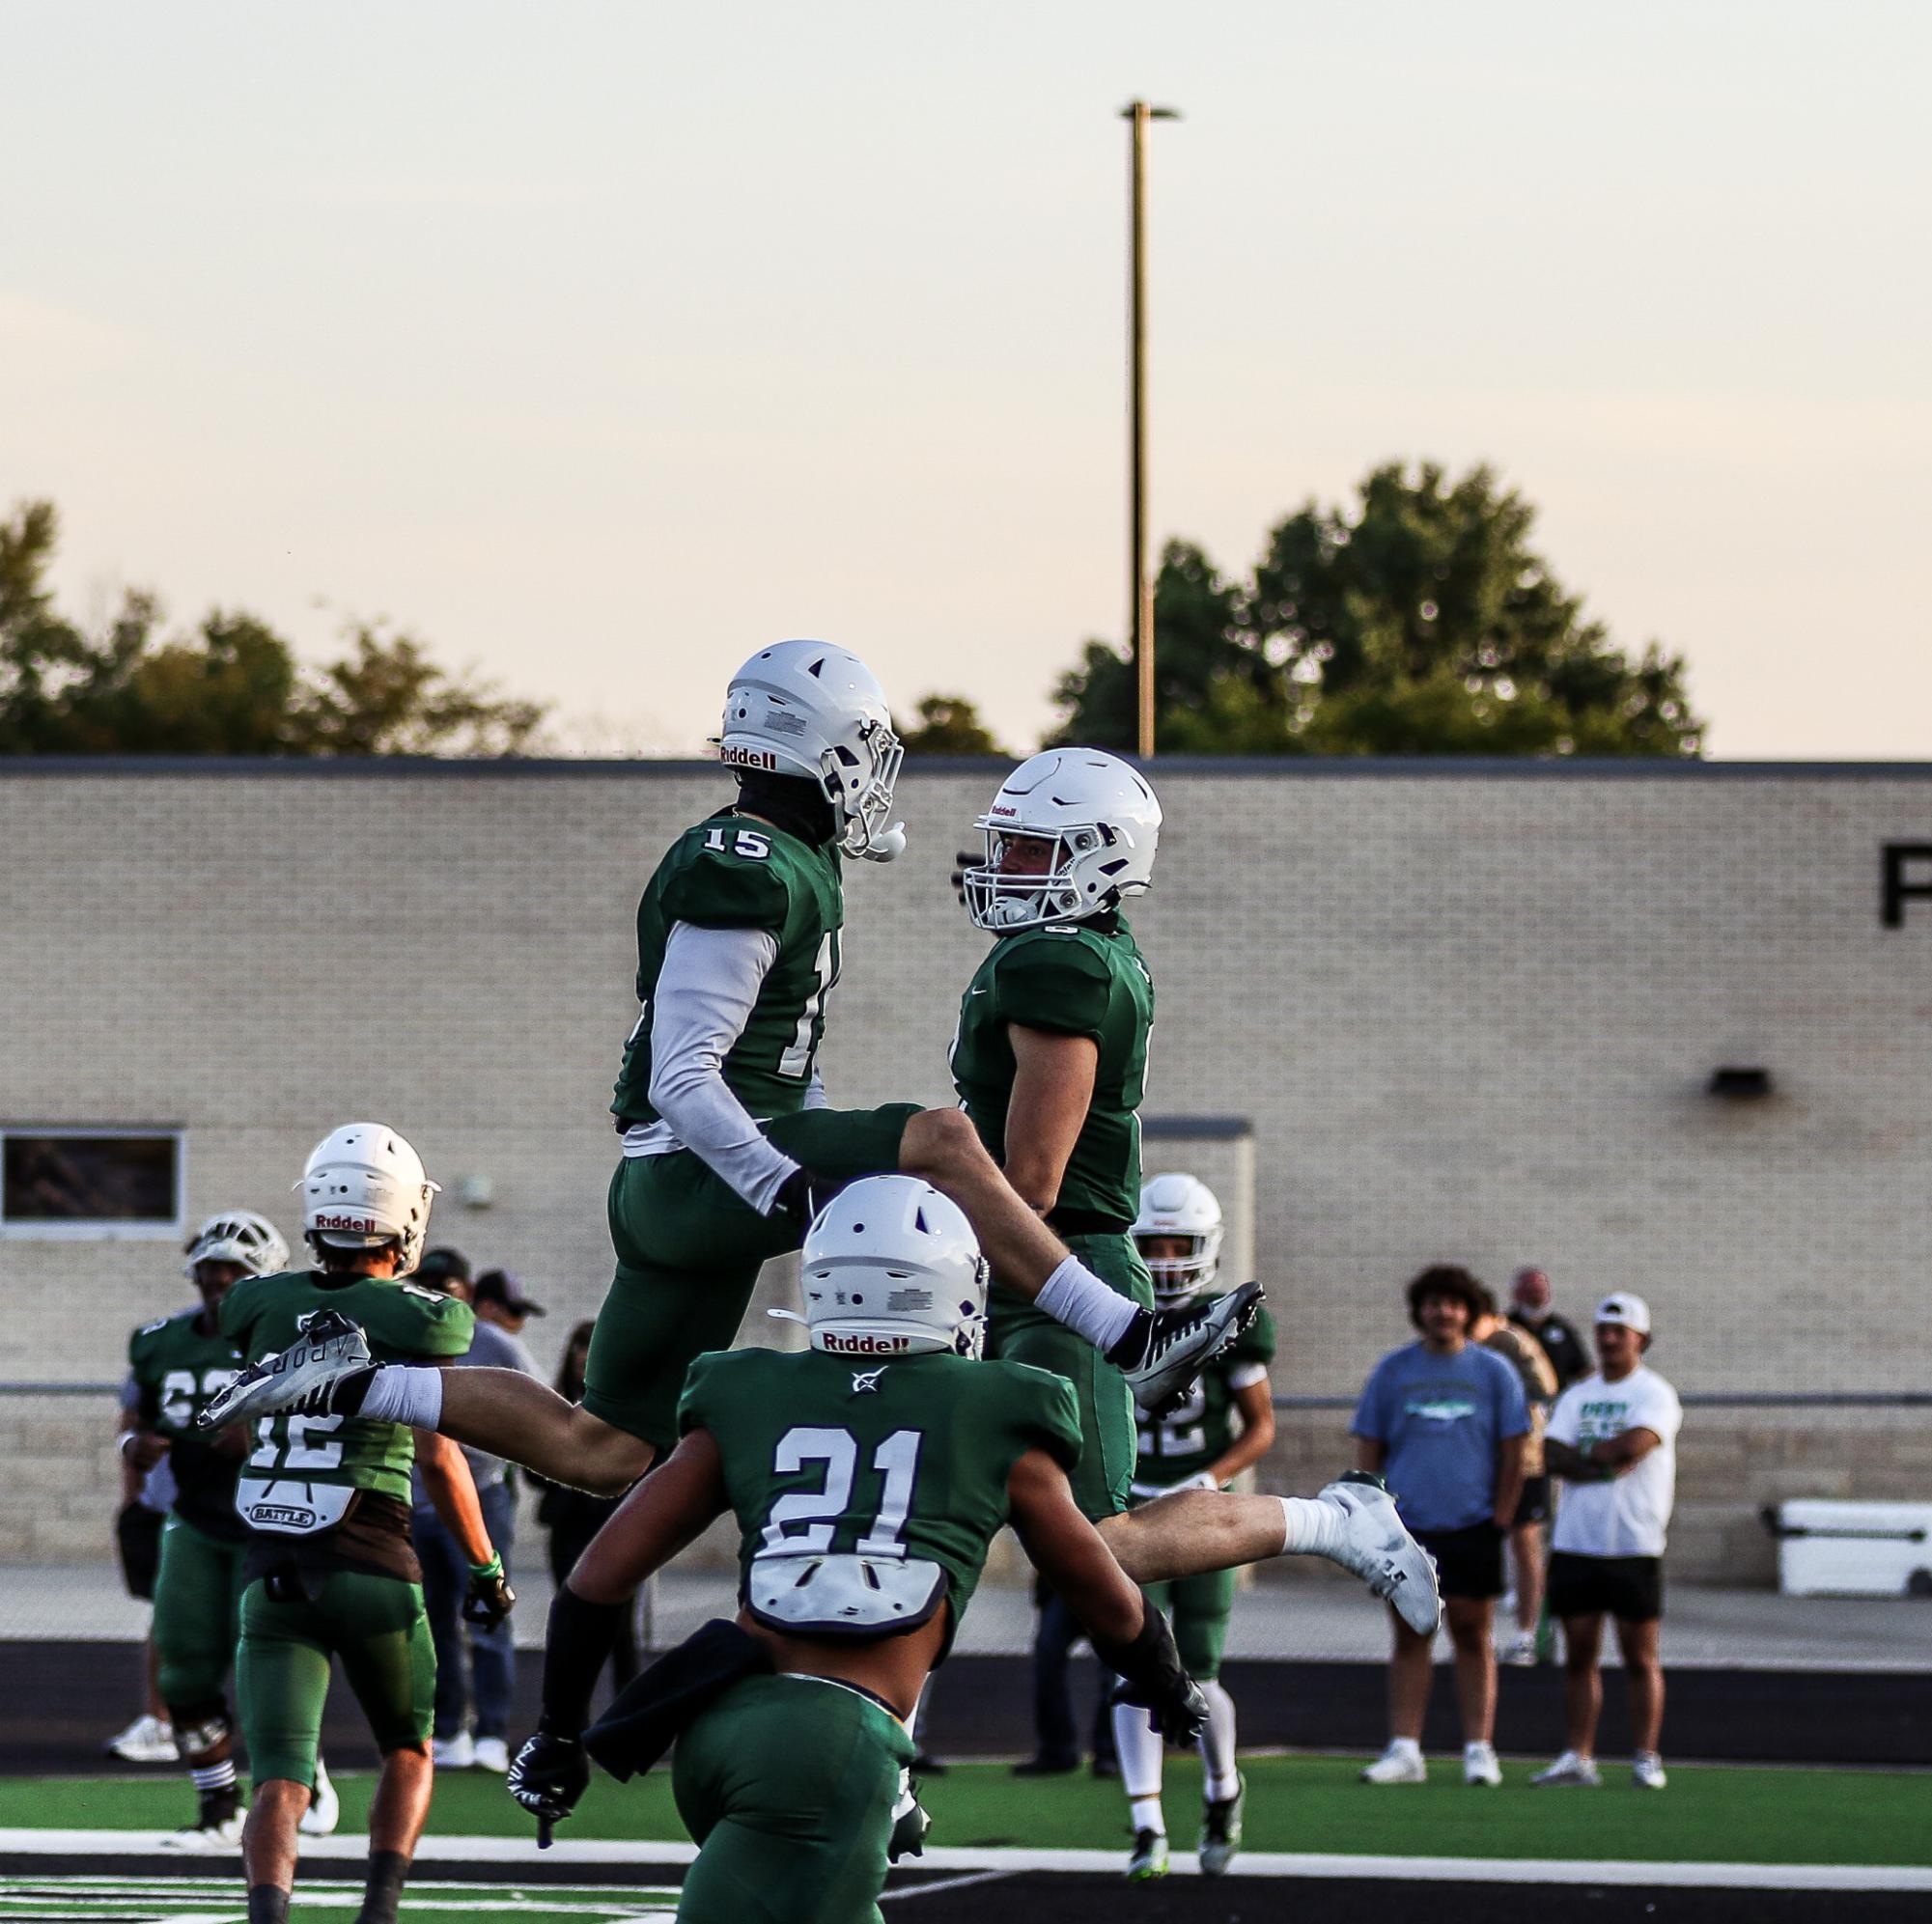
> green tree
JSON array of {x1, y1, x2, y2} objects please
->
[
  {"x1": 0, "y1": 499, "x2": 546, "y2": 757},
  {"x1": 897, "y1": 692, "x2": 1009, "y2": 757},
  {"x1": 1050, "y1": 462, "x2": 1702, "y2": 757}
]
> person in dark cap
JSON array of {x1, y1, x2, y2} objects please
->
[{"x1": 472, "y1": 1269, "x2": 546, "y2": 1337}]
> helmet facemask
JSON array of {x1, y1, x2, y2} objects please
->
[
  {"x1": 1137, "y1": 1232, "x2": 1221, "y2": 1307},
  {"x1": 964, "y1": 820, "x2": 1138, "y2": 932},
  {"x1": 822, "y1": 720, "x2": 905, "y2": 861}
]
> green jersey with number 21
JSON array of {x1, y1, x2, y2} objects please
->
[
  {"x1": 680, "y1": 1345, "x2": 1082, "y2": 1621},
  {"x1": 612, "y1": 811, "x2": 844, "y2": 1130}
]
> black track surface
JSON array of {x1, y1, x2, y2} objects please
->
[
  {"x1": 0, "y1": 1855, "x2": 1921, "y2": 1924},
  {"x1": 12, "y1": 1642, "x2": 1929, "y2": 1774}
]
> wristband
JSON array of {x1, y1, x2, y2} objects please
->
[{"x1": 468, "y1": 1554, "x2": 505, "y2": 1580}]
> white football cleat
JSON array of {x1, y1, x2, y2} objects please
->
[
  {"x1": 1116, "y1": 1283, "x2": 1264, "y2": 1415},
  {"x1": 199, "y1": 1310, "x2": 373, "y2": 1431},
  {"x1": 298, "y1": 1756, "x2": 340, "y2": 1836},
  {"x1": 1318, "y1": 1473, "x2": 1442, "y2": 1635},
  {"x1": 1632, "y1": 1751, "x2": 1668, "y2": 1790},
  {"x1": 1359, "y1": 1739, "x2": 1427, "y2": 1785},
  {"x1": 434, "y1": 1731, "x2": 475, "y2": 1770},
  {"x1": 472, "y1": 1736, "x2": 511, "y2": 1773},
  {"x1": 1463, "y1": 1740, "x2": 1502, "y2": 1786},
  {"x1": 1531, "y1": 1749, "x2": 1602, "y2": 1787},
  {"x1": 105, "y1": 1713, "x2": 178, "y2": 1764},
  {"x1": 162, "y1": 1809, "x2": 245, "y2": 1852}
]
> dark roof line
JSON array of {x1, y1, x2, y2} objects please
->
[{"x1": 3, "y1": 756, "x2": 1930, "y2": 782}]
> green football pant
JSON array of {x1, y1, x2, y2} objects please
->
[
  {"x1": 587, "y1": 1103, "x2": 920, "y2": 1452},
  {"x1": 153, "y1": 1515, "x2": 249, "y2": 1714},
  {"x1": 985, "y1": 1231, "x2": 1153, "y2": 1521},
  {"x1": 1143, "y1": 1567, "x2": 1238, "y2": 1683},
  {"x1": 237, "y1": 1570, "x2": 435, "y2": 1788},
  {"x1": 671, "y1": 1673, "x2": 915, "y2": 1924}
]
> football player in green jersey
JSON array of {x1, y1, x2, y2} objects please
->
[
  {"x1": 124, "y1": 1211, "x2": 340, "y2": 1848},
  {"x1": 952, "y1": 751, "x2": 1442, "y2": 1630},
  {"x1": 506, "y1": 1177, "x2": 1212, "y2": 1924},
  {"x1": 209, "y1": 643, "x2": 1256, "y2": 1498},
  {"x1": 220, "y1": 1127, "x2": 511, "y2": 1924},
  {"x1": 1113, "y1": 1175, "x2": 1276, "y2": 1881}
]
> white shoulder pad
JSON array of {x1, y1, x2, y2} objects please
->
[{"x1": 745, "y1": 1553, "x2": 947, "y2": 1639}]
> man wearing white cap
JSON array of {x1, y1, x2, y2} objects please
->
[{"x1": 1534, "y1": 1294, "x2": 1681, "y2": 1790}]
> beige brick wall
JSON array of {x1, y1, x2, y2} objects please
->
[{"x1": 4, "y1": 761, "x2": 1930, "y2": 1575}]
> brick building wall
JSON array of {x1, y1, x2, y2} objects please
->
[{"x1": 3, "y1": 759, "x2": 1929, "y2": 1577}]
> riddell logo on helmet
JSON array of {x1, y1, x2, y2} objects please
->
[
  {"x1": 313, "y1": 1211, "x2": 378, "y2": 1233},
  {"x1": 821, "y1": 1331, "x2": 912, "y2": 1355},
  {"x1": 719, "y1": 744, "x2": 778, "y2": 771}
]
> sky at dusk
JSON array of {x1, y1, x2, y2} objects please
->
[{"x1": 4, "y1": 1, "x2": 1927, "y2": 756}]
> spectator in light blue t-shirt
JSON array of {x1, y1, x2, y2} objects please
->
[{"x1": 1352, "y1": 1266, "x2": 1529, "y2": 1788}]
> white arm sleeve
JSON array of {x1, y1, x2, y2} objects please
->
[{"x1": 647, "y1": 921, "x2": 799, "y2": 1213}]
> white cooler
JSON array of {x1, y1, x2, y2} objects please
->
[{"x1": 1771, "y1": 1499, "x2": 1932, "y2": 1598}]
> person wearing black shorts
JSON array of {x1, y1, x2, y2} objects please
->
[
  {"x1": 1534, "y1": 1294, "x2": 1681, "y2": 1791},
  {"x1": 1352, "y1": 1268, "x2": 1529, "y2": 1787}
]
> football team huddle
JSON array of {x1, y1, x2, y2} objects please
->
[{"x1": 135, "y1": 642, "x2": 1442, "y2": 1924}]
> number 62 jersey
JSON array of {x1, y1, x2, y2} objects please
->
[
  {"x1": 680, "y1": 1344, "x2": 1083, "y2": 1625},
  {"x1": 127, "y1": 1308, "x2": 247, "y2": 1542}
]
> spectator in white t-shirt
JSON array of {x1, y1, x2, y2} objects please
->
[{"x1": 1533, "y1": 1293, "x2": 1681, "y2": 1791}]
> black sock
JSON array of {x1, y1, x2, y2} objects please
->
[
  {"x1": 1105, "y1": 1308, "x2": 1152, "y2": 1366},
  {"x1": 247, "y1": 1887, "x2": 290, "y2": 1924},
  {"x1": 330, "y1": 1365, "x2": 378, "y2": 1417},
  {"x1": 356, "y1": 1849, "x2": 409, "y2": 1924}
]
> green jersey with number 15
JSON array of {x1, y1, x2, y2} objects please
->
[
  {"x1": 680, "y1": 1345, "x2": 1081, "y2": 1623},
  {"x1": 611, "y1": 811, "x2": 843, "y2": 1130}
]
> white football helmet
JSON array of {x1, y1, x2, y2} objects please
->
[
  {"x1": 183, "y1": 1210, "x2": 290, "y2": 1280},
  {"x1": 294, "y1": 1123, "x2": 438, "y2": 1272},
  {"x1": 797, "y1": 1176, "x2": 988, "y2": 1359},
  {"x1": 963, "y1": 748, "x2": 1162, "y2": 931},
  {"x1": 716, "y1": 641, "x2": 906, "y2": 862},
  {"x1": 1133, "y1": 1172, "x2": 1224, "y2": 1305}
]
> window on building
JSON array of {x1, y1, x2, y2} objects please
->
[{"x1": 0, "y1": 1129, "x2": 184, "y2": 1238}]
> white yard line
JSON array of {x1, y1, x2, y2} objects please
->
[{"x1": 2, "y1": 1834, "x2": 1929, "y2": 1894}]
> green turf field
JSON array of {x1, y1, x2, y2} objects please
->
[
  {"x1": 0, "y1": 1876, "x2": 683, "y2": 1924},
  {"x1": 11, "y1": 1757, "x2": 1930, "y2": 1867}
]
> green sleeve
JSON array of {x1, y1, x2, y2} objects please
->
[
  {"x1": 389, "y1": 1286, "x2": 475, "y2": 1360},
  {"x1": 677, "y1": 1349, "x2": 734, "y2": 1437},
  {"x1": 990, "y1": 933, "x2": 1112, "y2": 1041},
  {"x1": 217, "y1": 1276, "x2": 263, "y2": 1348},
  {"x1": 660, "y1": 845, "x2": 793, "y2": 933},
  {"x1": 996, "y1": 1362, "x2": 1084, "y2": 1474},
  {"x1": 1233, "y1": 1303, "x2": 1277, "y2": 1369}
]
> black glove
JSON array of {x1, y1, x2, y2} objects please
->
[
  {"x1": 771, "y1": 1166, "x2": 842, "y2": 1227},
  {"x1": 463, "y1": 1557, "x2": 517, "y2": 1628},
  {"x1": 887, "y1": 1785, "x2": 931, "y2": 1862},
  {"x1": 507, "y1": 1722, "x2": 590, "y2": 1847},
  {"x1": 1094, "y1": 1594, "x2": 1210, "y2": 1746}
]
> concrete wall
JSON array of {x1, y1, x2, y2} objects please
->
[{"x1": 5, "y1": 759, "x2": 1930, "y2": 1575}]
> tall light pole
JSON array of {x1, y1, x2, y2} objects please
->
[{"x1": 1122, "y1": 99, "x2": 1179, "y2": 762}]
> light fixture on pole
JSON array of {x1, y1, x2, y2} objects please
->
[{"x1": 1121, "y1": 99, "x2": 1180, "y2": 762}]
